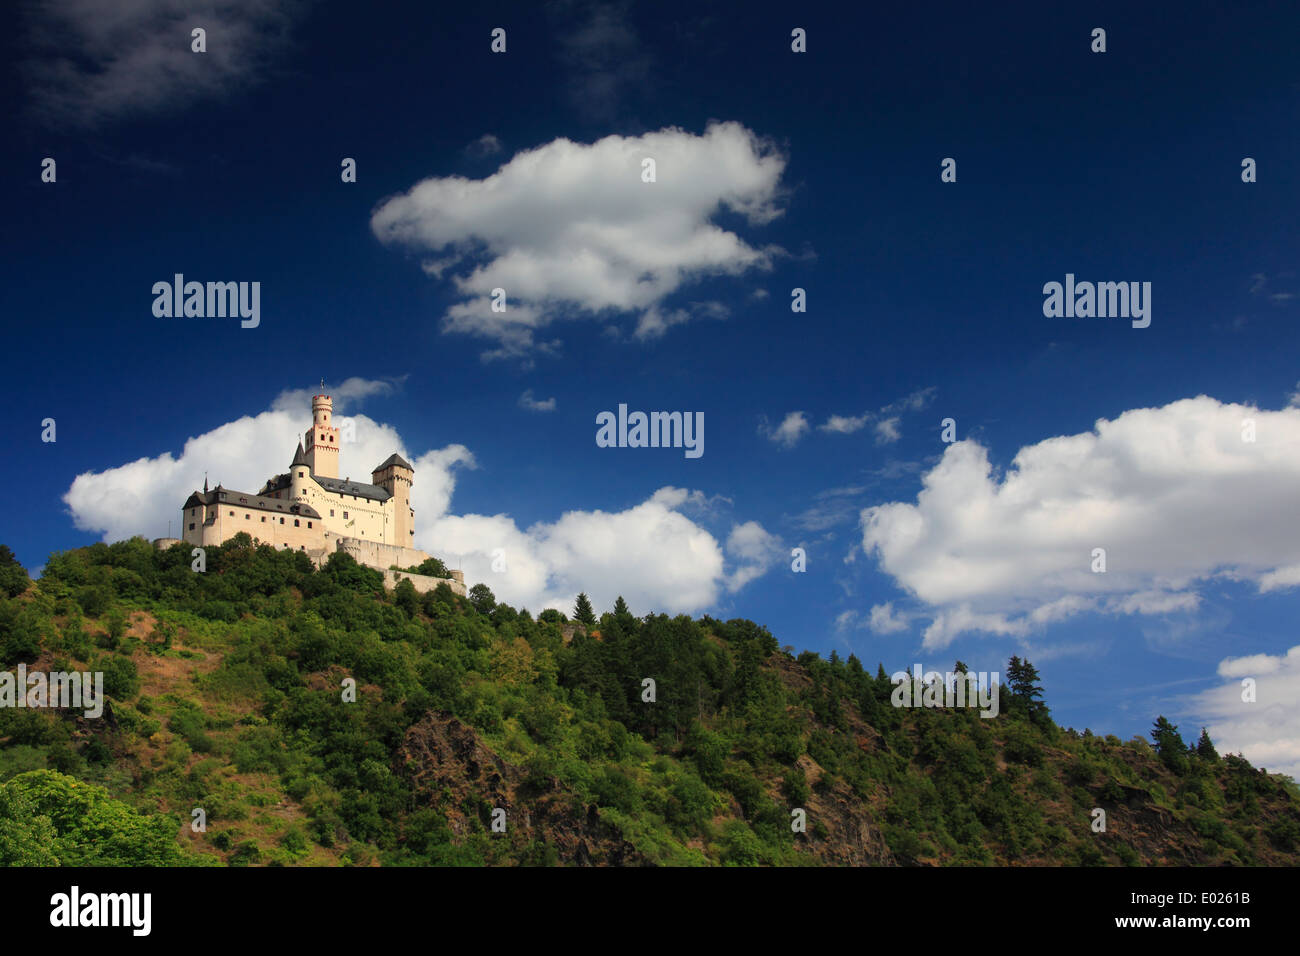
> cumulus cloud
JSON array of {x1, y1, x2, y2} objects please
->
[
  {"x1": 425, "y1": 489, "x2": 775, "y2": 616},
  {"x1": 1191, "y1": 645, "x2": 1300, "y2": 779},
  {"x1": 761, "y1": 411, "x2": 810, "y2": 448},
  {"x1": 517, "y1": 389, "x2": 556, "y2": 412},
  {"x1": 62, "y1": 384, "x2": 776, "y2": 618},
  {"x1": 20, "y1": 0, "x2": 302, "y2": 129},
  {"x1": 370, "y1": 121, "x2": 787, "y2": 359},
  {"x1": 861, "y1": 395, "x2": 1300, "y2": 648},
  {"x1": 724, "y1": 521, "x2": 784, "y2": 591}
]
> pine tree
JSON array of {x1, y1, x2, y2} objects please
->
[
  {"x1": 1151, "y1": 716, "x2": 1190, "y2": 774},
  {"x1": 1195, "y1": 727, "x2": 1219, "y2": 761},
  {"x1": 573, "y1": 592, "x2": 596, "y2": 627},
  {"x1": 1006, "y1": 656, "x2": 1046, "y2": 720}
]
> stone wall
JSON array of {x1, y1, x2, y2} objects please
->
[
  {"x1": 335, "y1": 536, "x2": 430, "y2": 572},
  {"x1": 384, "y1": 568, "x2": 468, "y2": 597}
]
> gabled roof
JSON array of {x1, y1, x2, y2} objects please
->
[
  {"x1": 181, "y1": 487, "x2": 321, "y2": 518},
  {"x1": 314, "y1": 475, "x2": 392, "y2": 502},
  {"x1": 373, "y1": 453, "x2": 413, "y2": 472}
]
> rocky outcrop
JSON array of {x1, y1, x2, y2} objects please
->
[{"x1": 399, "y1": 712, "x2": 642, "y2": 865}]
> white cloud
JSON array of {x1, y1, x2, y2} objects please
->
[
  {"x1": 517, "y1": 389, "x2": 556, "y2": 412},
  {"x1": 762, "y1": 411, "x2": 810, "y2": 448},
  {"x1": 370, "y1": 121, "x2": 787, "y2": 359},
  {"x1": 820, "y1": 414, "x2": 869, "y2": 434},
  {"x1": 874, "y1": 417, "x2": 901, "y2": 445},
  {"x1": 817, "y1": 388, "x2": 934, "y2": 442},
  {"x1": 62, "y1": 385, "x2": 775, "y2": 618},
  {"x1": 868, "y1": 602, "x2": 909, "y2": 634},
  {"x1": 861, "y1": 395, "x2": 1300, "y2": 648},
  {"x1": 427, "y1": 492, "x2": 775, "y2": 616},
  {"x1": 724, "y1": 521, "x2": 784, "y2": 591},
  {"x1": 1192, "y1": 645, "x2": 1300, "y2": 779},
  {"x1": 21, "y1": 0, "x2": 301, "y2": 129}
]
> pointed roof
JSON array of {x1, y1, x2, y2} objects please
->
[
  {"x1": 291, "y1": 441, "x2": 309, "y2": 467},
  {"x1": 373, "y1": 453, "x2": 413, "y2": 472}
]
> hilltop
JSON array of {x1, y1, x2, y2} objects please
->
[{"x1": 0, "y1": 537, "x2": 1296, "y2": 866}]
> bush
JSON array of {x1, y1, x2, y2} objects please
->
[{"x1": 74, "y1": 586, "x2": 112, "y2": 618}]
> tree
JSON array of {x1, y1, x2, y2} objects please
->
[
  {"x1": 1151, "y1": 716, "x2": 1190, "y2": 774},
  {"x1": 0, "y1": 545, "x2": 30, "y2": 598},
  {"x1": 468, "y1": 583, "x2": 496, "y2": 615},
  {"x1": 1006, "y1": 656, "x2": 1047, "y2": 719},
  {"x1": 1195, "y1": 727, "x2": 1219, "y2": 761},
  {"x1": 573, "y1": 592, "x2": 596, "y2": 627},
  {"x1": 394, "y1": 577, "x2": 419, "y2": 617}
]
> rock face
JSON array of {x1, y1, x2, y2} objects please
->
[{"x1": 399, "y1": 712, "x2": 642, "y2": 865}]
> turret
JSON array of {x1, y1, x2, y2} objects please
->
[
  {"x1": 304, "y1": 393, "x2": 339, "y2": 478},
  {"x1": 372, "y1": 454, "x2": 414, "y2": 544}
]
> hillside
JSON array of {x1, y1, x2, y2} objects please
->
[{"x1": 0, "y1": 536, "x2": 1296, "y2": 866}]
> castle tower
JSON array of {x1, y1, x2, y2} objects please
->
[
  {"x1": 289, "y1": 441, "x2": 311, "y2": 502},
  {"x1": 372, "y1": 454, "x2": 414, "y2": 545},
  {"x1": 304, "y1": 392, "x2": 339, "y2": 479}
]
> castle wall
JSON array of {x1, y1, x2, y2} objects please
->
[
  {"x1": 183, "y1": 502, "x2": 325, "y2": 553},
  {"x1": 335, "y1": 536, "x2": 431, "y2": 572},
  {"x1": 383, "y1": 568, "x2": 467, "y2": 597},
  {"x1": 296, "y1": 480, "x2": 395, "y2": 544}
]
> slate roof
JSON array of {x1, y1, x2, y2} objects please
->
[
  {"x1": 373, "y1": 453, "x2": 413, "y2": 472},
  {"x1": 291, "y1": 441, "x2": 309, "y2": 467},
  {"x1": 314, "y1": 476, "x2": 391, "y2": 502},
  {"x1": 182, "y1": 487, "x2": 322, "y2": 518}
]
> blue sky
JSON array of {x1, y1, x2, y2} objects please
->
[{"x1": 4, "y1": 1, "x2": 1300, "y2": 774}]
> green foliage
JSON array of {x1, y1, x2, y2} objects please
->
[
  {"x1": 0, "y1": 546, "x2": 30, "y2": 599},
  {"x1": 573, "y1": 592, "x2": 596, "y2": 627},
  {"x1": 0, "y1": 770, "x2": 206, "y2": 865},
  {"x1": 1151, "y1": 716, "x2": 1191, "y2": 775},
  {"x1": 0, "y1": 537, "x2": 1295, "y2": 869},
  {"x1": 468, "y1": 583, "x2": 496, "y2": 615}
]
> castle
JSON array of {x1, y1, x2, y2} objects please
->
[{"x1": 169, "y1": 390, "x2": 465, "y2": 595}]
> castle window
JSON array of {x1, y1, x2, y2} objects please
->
[
  {"x1": 343, "y1": 511, "x2": 348, "y2": 519},
  {"x1": 188, "y1": 523, "x2": 195, "y2": 531},
  {"x1": 298, "y1": 471, "x2": 304, "y2": 478},
  {"x1": 329, "y1": 436, "x2": 334, "y2": 442},
  {"x1": 261, "y1": 517, "x2": 266, "y2": 522},
  {"x1": 308, "y1": 521, "x2": 313, "y2": 528},
  {"x1": 294, "y1": 519, "x2": 300, "y2": 527},
  {"x1": 330, "y1": 509, "x2": 334, "y2": 517},
  {"x1": 320, "y1": 434, "x2": 325, "y2": 441},
  {"x1": 245, "y1": 514, "x2": 250, "y2": 520},
  {"x1": 191, "y1": 509, "x2": 196, "y2": 516},
  {"x1": 229, "y1": 510, "x2": 234, "y2": 516},
  {"x1": 280, "y1": 518, "x2": 285, "y2": 524}
]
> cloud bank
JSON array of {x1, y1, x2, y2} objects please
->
[{"x1": 861, "y1": 395, "x2": 1300, "y2": 648}]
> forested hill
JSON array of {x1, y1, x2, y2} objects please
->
[{"x1": 0, "y1": 536, "x2": 1296, "y2": 866}]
